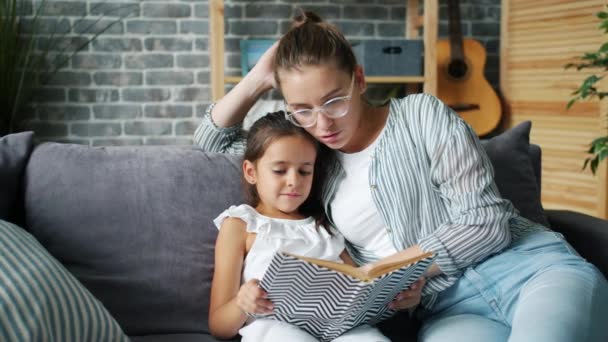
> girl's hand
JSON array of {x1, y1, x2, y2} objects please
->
[
  {"x1": 236, "y1": 279, "x2": 274, "y2": 315},
  {"x1": 247, "y1": 41, "x2": 279, "y2": 93},
  {"x1": 388, "y1": 277, "x2": 426, "y2": 311}
]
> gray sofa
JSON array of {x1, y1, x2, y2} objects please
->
[{"x1": 1, "y1": 120, "x2": 607, "y2": 342}]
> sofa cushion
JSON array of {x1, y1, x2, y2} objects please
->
[
  {"x1": 481, "y1": 121, "x2": 550, "y2": 227},
  {"x1": 0, "y1": 219, "x2": 128, "y2": 341},
  {"x1": 0, "y1": 131, "x2": 34, "y2": 223},
  {"x1": 24, "y1": 144, "x2": 245, "y2": 336}
]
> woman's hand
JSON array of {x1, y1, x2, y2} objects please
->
[
  {"x1": 388, "y1": 277, "x2": 426, "y2": 311},
  {"x1": 235, "y1": 279, "x2": 274, "y2": 315},
  {"x1": 357, "y1": 263, "x2": 375, "y2": 275},
  {"x1": 246, "y1": 41, "x2": 279, "y2": 93}
]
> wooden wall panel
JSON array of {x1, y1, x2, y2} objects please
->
[{"x1": 501, "y1": 0, "x2": 607, "y2": 218}]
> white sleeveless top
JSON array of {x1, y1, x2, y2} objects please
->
[{"x1": 213, "y1": 204, "x2": 345, "y2": 283}]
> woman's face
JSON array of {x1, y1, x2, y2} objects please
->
[{"x1": 279, "y1": 63, "x2": 365, "y2": 152}]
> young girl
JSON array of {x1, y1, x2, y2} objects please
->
[
  {"x1": 208, "y1": 112, "x2": 393, "y2": 341},
  {"x1": 199, "y1": 10, "x2": 608, "y2": 342}
]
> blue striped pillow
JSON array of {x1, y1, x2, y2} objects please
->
[{"x1": 0, "y1": 219, "x2": 129, "y2": 341}]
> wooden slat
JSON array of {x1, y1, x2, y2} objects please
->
[
  {"x1": 507, "y1": 59, "x2": 583, "y2": 69},
  {"x1": 510, "y1": 36, "x2": 600, "y2": 48},
  {"x1": 423, "y1": 0, "x2": 437, "y2": 95},
  {"x1": 500, "y1": 0, "x2": 510, "y2": 99},
  {"x1": 510, "y1": 9, "x2": 599, "y2": 24},
  {"x1": 509, "y1": 24, "x2": 598, "y2": 40},
  {"x1": 510, "y1": 0, "x2": 600, "y2": 17},
  {"x1": 406, "y1": 0, "x2": 419, "y2": 39},
  {"x1": 507, "y1": 44, "x2": 601, "y2": 57},
  {"x1": 599, "y1": 76, "x2": 608, "y2": 217},
  {"x1": 510, "y1": 101, "x2": 598, "y2": 117},
  {"x1": 511, "y1": 0, "x2": 598, "y2": 9},
  {"x1": 209, "y1": 0, "x2": 225, "y2": 101}
]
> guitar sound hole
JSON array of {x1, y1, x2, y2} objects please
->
[{"x1": 447, "y1": 60, "x2": 468, "y2": 79}]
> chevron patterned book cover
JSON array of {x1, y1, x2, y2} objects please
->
[{"x1": 256, "y1": 251, "x2": 435, "y2": 341}]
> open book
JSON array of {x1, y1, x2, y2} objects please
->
[{"x1": 256, "y1": 251, "x2": 435, "y2": 342}]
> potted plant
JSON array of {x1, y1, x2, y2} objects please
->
[
  {"x1": 565, "y1": 6, "x2": 608, "y2": 175},
  {"x1": 0, "y1": 0, "x2": 130, "y2": 136}
]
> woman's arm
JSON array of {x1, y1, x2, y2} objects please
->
[
  {"x1": 209, "y1": 218, "x2": 272, "y2": 339},
  {"x1": 339, "y1": 249, "x2": 357, "y2": 266},
  {"x1": 414, "y1": 94, "x2": 513, "y2": 277},
  {"x1": 209, "y1": 42, "x2": 277, "y2": 128},
  {"x1": 194, "y1": 43, "x2": 278, "y2": 154}
]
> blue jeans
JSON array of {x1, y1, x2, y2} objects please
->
[{"x1": 417, "y1": 231, "x2": 608, "y2": 342}]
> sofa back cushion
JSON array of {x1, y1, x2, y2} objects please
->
[
  {"x1": 481, "y1": 121, "x2": 550, "y2": 227},
  {"x1": 24, "y1": 144, "x2": 245, "y2": 336}
]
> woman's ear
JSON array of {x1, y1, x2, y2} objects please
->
[
  {"x1": 243, "y1": 160, "x2": 257, "y2": 184},
  {"x1": 354, "y1": 65, "x2": 367, "y2": 94}
]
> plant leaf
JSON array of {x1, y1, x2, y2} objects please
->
[{"x1": 591, "y1": 157, "x2": 599, "y2": 174}]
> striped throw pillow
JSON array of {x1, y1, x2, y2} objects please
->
[{"x1": 0, "y1": 219, "x2": 129, "y2": 341}]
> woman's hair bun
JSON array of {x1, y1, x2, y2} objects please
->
[{"x1": 292, "y1": 9, "x2": 322, "y2": 27}]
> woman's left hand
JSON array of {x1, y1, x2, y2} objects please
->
[{"x1": 388, "y1": 277, "x2": 426, "y2": 311}]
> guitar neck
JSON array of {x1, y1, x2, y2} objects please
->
[{"x1": 447, "y1": 0, "x2": 464, "y2": 62}]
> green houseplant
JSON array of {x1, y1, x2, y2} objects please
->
[
  {"x1": 0, "y1": 0, "x2": 129, "y2": 136},
  {"x1": 565, "y1": 6, "x2": 608, "y2": 175}
]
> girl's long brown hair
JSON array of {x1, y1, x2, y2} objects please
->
[{"x1": 244, "y1": 111, "x2": 334, "y2": 231}]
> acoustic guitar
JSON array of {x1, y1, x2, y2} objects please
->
[{"x1": 437, "y1": 0, "x2": 501, "y2": 136}]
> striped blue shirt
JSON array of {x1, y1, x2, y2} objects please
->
[{"x1": 194, "y1": 94, "x2": 545, "y2": 308}]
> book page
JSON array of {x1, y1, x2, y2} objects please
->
[
  {"x1": 366, "y1": 252, "x2": 434, "y2": 279},
  {"x1": 285, "y1": 253, "x2": 366, "y2": 279},
  {"x1": 286, "y1": 251, "x2": 434, "y2": 281}
]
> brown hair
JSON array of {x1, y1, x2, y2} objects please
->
[
  {"x1": 274, "y1": 10, "x2": 357, "y2": 86},
  {"x1": 243, "y1": 111, "x2": 334, "y2": 230}
]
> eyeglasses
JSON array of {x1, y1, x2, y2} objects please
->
[{"x1": 284, "y1": 76, "x2": 355, "y2": 128}]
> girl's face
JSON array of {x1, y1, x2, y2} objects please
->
[
  {"x1": 279, "y1": 63, "x2": 365, "y2": 152},
  {"x1": 243, "y1": 135, "x2": 316, "y2": 219}
]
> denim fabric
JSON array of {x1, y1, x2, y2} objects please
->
[{"x1": 418, "y1": 231, "x2": 608, "y2": 342}]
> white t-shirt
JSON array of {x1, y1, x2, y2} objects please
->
[{"x1": 330, "y1": 133, "x2": 397, "y2": 260}]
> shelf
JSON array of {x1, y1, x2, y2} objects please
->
[
  {"x1": 210, "y1": 0, "x2": 437, "y2": 101},
  {"x1": 224, "y1": 75, "x2": 425, "y2": 85},
  {"x1": 365, "y1": 76, "x2": 425, "y2": 84}
]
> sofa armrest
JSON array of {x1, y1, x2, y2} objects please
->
[{"x1": 546, "y1": 209, "x2": 608, "y2": 277}]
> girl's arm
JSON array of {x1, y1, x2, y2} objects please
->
[{"x1": 209, "y1": 218, "x2": 272, "y2": 338}]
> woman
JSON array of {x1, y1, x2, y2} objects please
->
[{"x1": 195, "y1": 11, "x2": 608, "y2": 342}]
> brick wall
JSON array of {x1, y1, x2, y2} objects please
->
[{"x1": 21, "y1": 0, "x2": 501, "y2": 146}]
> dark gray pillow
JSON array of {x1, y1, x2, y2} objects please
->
[
  {"x1": 24, "y1": 143, "x2": 245, "y2": 336},
  {"x1": 481, "y1": 121, "x2": 550, "y2": 227},
  {"x1": 0, "y1": 131, "x2": 34, "y2": 222}
]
